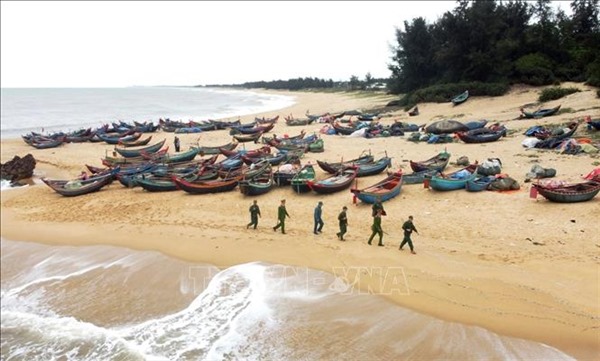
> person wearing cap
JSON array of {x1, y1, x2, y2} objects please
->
[
  {"x1": 400, "y1": 215, "x2": 418, "y2": 254},
  {"x1": 368, "y1": 208, "x2": 384, "y2": 246},
  {"x1": 273, "y1": 199, "x2": 290, "y2": 234},
  {"x1": 336, "y1": 206, "x2": 348, "y2": 241},
  {"x1": 246, "y1": 200, "x2": 261, "y2": 230},
  {"x1": 313, "y1": 201, "x2": 324, "y2": 235},
  {"x1": 372, "y1": 197, "x2": 386, "y2": 217}
]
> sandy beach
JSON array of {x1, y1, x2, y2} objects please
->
[{"x1": 1, "y1": 84, "x2": 599, "y2": 359}]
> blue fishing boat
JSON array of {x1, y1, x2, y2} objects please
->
[
  {"x1": 351, "y1": 171, "x2": 403, "y2": 204},
  {"x1": 427, "y1": 164, "x2": 478, "y2": 191},
  {"x1": 465, "y1": 175, "x2": 496, "y2": 192}
]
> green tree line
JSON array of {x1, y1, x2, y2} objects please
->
[
  {"x1": 204, "y1": 75, "x2": 388, "y2": 91},
  {"x1": 388, "y1": 0, "x2": 600, "y2": 94}
]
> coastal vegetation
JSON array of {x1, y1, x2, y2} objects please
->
[
  {"x1": 538, "y1": 86, "x2": 581, "y2": 101},
  {"x1": 388, "y1": 0, "x2": 600, "y2": 93}
]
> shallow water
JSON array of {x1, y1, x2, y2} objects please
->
[{"x1": 0, "y1": 238, "x2": 575, "y2": 360}]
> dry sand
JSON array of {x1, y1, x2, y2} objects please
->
[{"x1": 1, "y1": 84, "x2": 599, "y2": 359}]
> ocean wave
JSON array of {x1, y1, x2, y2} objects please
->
[{"x1": 1, "y1": 239, "x2": 576, "y2": 361}]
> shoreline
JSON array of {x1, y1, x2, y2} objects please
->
[{"x1": 2, "y1": 86, "x2": 599, "y2": 359}]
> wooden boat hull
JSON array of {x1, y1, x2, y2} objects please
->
[
  {"x1": 428, "y1": 165, "x2": 478, "y2": 191},
  {"x1": 410, "y1": 152, "x2": 450, "y2": 172},
  {"x1": 119, "y1": 135, "x2": 153, "y2": 147},
  {"x1": 466, "y1": 176, "x2": 496, "y2": 192},
  {"x1": 403, "y1": 169, "x2": 440, "y2": 184},
  {"x1": 233, "y1": 132, "x2": 262, "y2": 143},
  {"x1": 521, "y1": 105, "x2": 561, "y2": 119},
  {"x1": 172, "y1": 176, "x2": 241, "y2": 194},
  {"x1": 193, "y1": 142, "x2": 237, "y2": 156},
  {"x1": 146, "y1": 148, "x2": 200, "y2": 163},
  {"x1": 351, "y1": 172, "x2": 403, "y2": 204},
  {"x1": 317, "y1": 155, "x2": 375, "y2": 174},
  {"x1": 291, "y1": 165, "x2": 316, "y2": 193},
  {"x1": 42, "y1": 172, "x2": 115, "y2": 197},
  {"x1": 457, "y1": 129, "x2": 504, "y2": 144},
  {"x1": 239, "y1": 175, "x2": 275, "y2": 196},
  {"x1": 115, "y1": 139, "x2": 167, "y2": 158},
  {"x1": 451, "y1": 90, "x2": 469, "y2": 105},
  {"x1": 30, "y1": 137, "x2": 66, "y2": 149},
  {"x1": 307, "y1": 167, "x2": 358, "y2": 194}
]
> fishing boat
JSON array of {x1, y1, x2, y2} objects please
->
[
  {"x1": 114, "y1": 139, "x2": 166, "y2": 158},
  {"x1": 307, "y1": 166, "x2": 358, "y2": 194},
  {"x1": 238, "y1": 172, "x2": 276, "y2": 196},
  {"x1": 410, "y1": 151, "x2": 450, "y2": 172},
  {"x1": 350, "y1": 171, "x2": 403, "y2": 204},
  {"x1": 42, "y1": 169, "x2": 118, "y2": 197},
  {"x1": 427, "y1": 164, "x2": 478, "y2": 191},
  {"x1": 316, "y1": 154, "x2": 375, "y2": 174},
  {"x1": 192, "y1": 141, "x2": 238, "y2": 156},
  {"x1": 520, "y1": 105, "x2": 561, "y2": 119},
  {"x1": 172, "y1": 175, "x2": 242, "y2": 194},
  {"x1": 451, "y1": 90, "x2": 469, "y2": 105},
  {"x1": 291, "y1": 164, "x2": 316, "y2": 193},
  {"x1": 465, "y1": 175, "x2": 496, "y2": 192},
  {"x1": 531, "y1": 180, "x2": 600, "y2": 203}
]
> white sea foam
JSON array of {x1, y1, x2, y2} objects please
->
[
  {"x1": 1, "y1": 179, "x2": 28, "y2": 191},
  {"x1": 1, "y1": 311, "x2": 148, "y2": 361},
  {"x1": 1, "y1": 239, "x2": 578, "y2": 361}
]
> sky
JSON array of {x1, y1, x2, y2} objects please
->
[{"x1": 1, "y1": 1, "x2": 574, "y2": 88}]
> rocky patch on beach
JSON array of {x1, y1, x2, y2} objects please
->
[{"x1": 1, "y1": 154, "x2": 36, "y2": 182}]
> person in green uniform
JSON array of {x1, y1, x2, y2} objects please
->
[
  {"x1": 336, "y1": 206, "x2": 348, "y2": 241},
  {"x1": 368, "y1": 208, "x2": 384, "y2": 246},
  {"x1": 372, "y1": 198, "x2": 386, "y2": 217},
  {"x1": 246, "y1": 200, "x2": 261, "y2": 229},
  {"x1": 273, "y1": 199, "x2": 290, "y2": 234},
  {"x1": 400, "y1": 215, "x2": 418, "y2": 254}
]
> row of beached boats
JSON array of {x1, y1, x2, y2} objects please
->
[
  {"x1": 21, "y1": 121, "x2": 161, "y2": 149},
  {"x1": 40, "y1": 134, "x2": 600, "y2": 203}
]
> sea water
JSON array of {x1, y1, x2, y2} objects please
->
[
  {"x1": 0, "y1": 87, "x2": 296, "y2": 140},
  {"x1": 0, "y1": 239, "x2": 575, "y2": 361}
]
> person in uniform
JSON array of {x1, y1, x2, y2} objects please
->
[
  {"x1": 336, "y1": 206, "x2": 348, "y2": 241},
  {"x1": 400, "y1": 215, "x2": 418, "y2": 254},
  {"x1": 368, "y1": 208, "x2": 384, "y2": 246},
  {"x1": 246, "y1": 200, "x2": 261, "y2": 229},
  {"x1": 273, "y1": 199, "x2": 290, "y2": 234}
]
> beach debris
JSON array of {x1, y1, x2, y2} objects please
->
[
  {"x1": 455, "y1": 156, "x2": 469, "y2": 166},
  {"x1": 525, "y1": 164, "x2": 556, "y2": 181},
  {"x1": 525, "y1": 237, "x2": 545, "y2": 246}
]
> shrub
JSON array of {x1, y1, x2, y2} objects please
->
[
  {"x1": 515, "y1": 53, "x2": 557, "y2": 85},
  {"x1": 395, "y1": 81, "x2": 509, "y2": 109},
  {"x1": 538, "y1": 87, "x2": 580, "y2": 102}
]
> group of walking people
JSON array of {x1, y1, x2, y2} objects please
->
[{"x1": 245, "y1": 199, "x2": 419, "y2": 253}]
